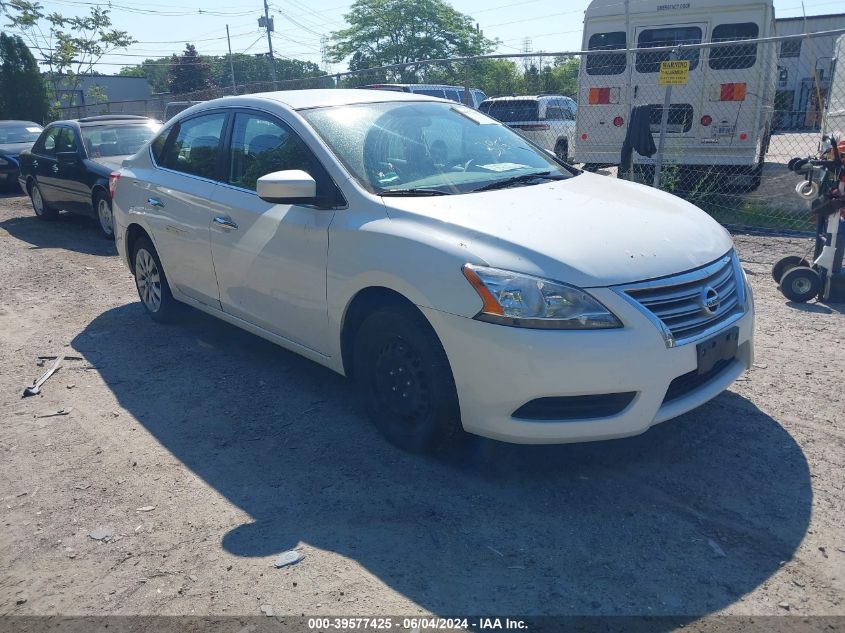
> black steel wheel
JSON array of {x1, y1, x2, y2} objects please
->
[
  {"x1": 772, "y1": 256, "x2": 810, "y2": 283},
  {"x1": 779, "y1": 266, "x2": 821, "y2": 303}
]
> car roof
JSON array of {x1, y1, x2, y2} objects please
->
[
  {"x1": 48, "y1": 116, "x2": 159, "y2": 128},
  {"x1": 0, "y1": 120, "x2": 42, "y2": 128},
  {"x1": 185, "y1": 88, "x2": 445, "y2": 112}
]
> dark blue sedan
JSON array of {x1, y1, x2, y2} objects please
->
[{"x1": 0, "y1": 120, "x2": 43, "y2": 191}]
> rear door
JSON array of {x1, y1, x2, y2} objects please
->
[
  {"x1": 29, "y1": 126, "x2": 62, "y2": 205},
  {"x1": 632, "y1": 24, "x2": 707, "y2": 142},
  {"x1": 144, "y1": 111, "x2": 229, "y2": 308}
]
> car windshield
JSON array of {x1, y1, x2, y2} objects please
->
[
  {"x1": 300, "y1": 101, "x2": 574, "y2": 195},
  {"x1": 81, "y1": 122, "x2": 160, "y2": 158},
  {"x1": 0, "y1": 124, "x2": 42, "y2": 144}
]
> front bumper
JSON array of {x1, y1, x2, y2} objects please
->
[{"x1": 421, "y1": 284, "x2": 754, "y2": 444}]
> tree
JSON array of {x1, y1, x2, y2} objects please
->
[
  {"x1": 166, "y1": 43, "x2": 212, "y2": 95},
  {"x1": 327, "y1": 0, "x2": 495, "y2": 80},
  {"x1": 2, "y1": 0, "x2": 135, "y2": 108},
  {"x1": 119, "y1": 60, "x2": 169, "y2": 93},
  {"x1": 0, "y1": 32, "x2": 48, "y2": 121}
]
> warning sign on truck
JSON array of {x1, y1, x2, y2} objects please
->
[{"x1": 658, "y1": 60, "x2": 690, "y2": 86}]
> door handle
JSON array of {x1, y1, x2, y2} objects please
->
[
  {"x1": 32, "y1": 160, "x2": 39, "y2": 168},
  {"x1": 51, "y1": 164, "x2": 59, "y2": 173},
  {"x1": 147, "y1": 197, "x2": 165, "y2": 208},
  {"x1": 213, "y1": 216, "x2": 238, "y2": 230}
]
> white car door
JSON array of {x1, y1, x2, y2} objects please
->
[
  {"x1": 144, "y1": 111, "x2": 229, "y2": 308},
  {"x1": 208, "y1": 110, "x2": 341, "y2": 354}
]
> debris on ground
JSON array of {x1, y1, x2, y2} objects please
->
[
  {"x1": 260, "y1": 604, "x2": 274, "y2": 616},
  {"x1": 23, "y1": 356, "x2": 64, "y2": 397},
  {"x1": 778, "y1": 601, "x2": 791, "y2": 610},
  {"x1": 88, "y1": 528, "x2": 114, "y2": 542},
  {"x1": 35, "y1": 408, "x2": 73, "y2": 418},
  {"x1": 273, "y1": 550, "x2": 304, "y2": 568},
  {"x1": 135, "y1": 506, "x2": 155, "y2": 512}
]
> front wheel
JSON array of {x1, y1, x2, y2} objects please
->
[
  {"x1": 353, "y1": 306, "x2": 462, "y2": 453},
  {"x1": 132, "y1": 236, "x2": 178, "y2": 322},
  {"x1": 779, "y1": 266, "x2": 821, "y2": 303},
  {"x1": 95, "y1": 191, "x2": 114, "y2": 239}
]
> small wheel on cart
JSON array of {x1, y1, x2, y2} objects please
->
[
  {"x1": 779, "y1": 267, "x2": 821, "y2": 303},
  {"x1": 772, "y1": 256, "x2": 810, "y2": 283}
]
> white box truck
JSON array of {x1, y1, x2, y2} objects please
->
[{"x1": 574, "y1": 0, "x2": 777, "y2": 191}]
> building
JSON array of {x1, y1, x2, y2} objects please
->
[
  {"x1": 774, "y1": 13, "x2": 845, "y2": 129},
  {"x1": 54, "y1": 75, "x2": 153, "y2": 118}
]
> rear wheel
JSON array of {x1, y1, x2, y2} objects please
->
[
  {"x1": 554, "y1": 140, "x2": 569, "y2": 162},
  {"x1": 779, "y1": 267, "x2": 821, "y2": 303},
  {"x1": 132, "y1": 236, "x2": 178, "y2": 322},
  {"x1": 772, "y1": 256, "x2": 810, "y2": 283},
  {"x1": 95, "y1": 191, "x2": 114, "y2": 239},
  {"x1": 30, "y1": 182, "x2": 57, "y2": 220},
  {"x1": 353, "y1": 306, "x2": 462, "y2": 453}
]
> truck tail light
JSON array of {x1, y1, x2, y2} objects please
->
[
  {"x1": 588, "y1": 87, "x2": 619, "y2": 105},
  {"x1": 719, "y1": 83, "x2": 746, "y2": 101},
  {"x1": 613, "y1": 116, "x2": 624, "y2": 127},
  {"x1": 109, "y1": 171, "x2": 121, "y2": 199},
  {"x1": 700, "y1": 115, "x2": 712, "y2": 126},
  {"x1": 739, "y1": 132, "x2": 748, "y2": 140}
]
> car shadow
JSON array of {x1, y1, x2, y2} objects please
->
[
  {"x1": 0, "y1": 211, "x2": 115, "y2": 256},
  {"x1": 72, "y1": 304, "x2": 812, "y2": 618},
  {"x1": 786, "y1": 300, "x2": 845, "y2": 314}
]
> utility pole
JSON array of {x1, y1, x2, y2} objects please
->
[
  {"x1": 226, "y1": 25, "x2": 236, "y2": 94},
  {"x1": 258, "y1": 0, "x2": 278, "y2": 89}
]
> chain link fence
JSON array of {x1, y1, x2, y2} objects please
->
[{"x1": 57, "y1": 28, "x2": 845, "y2": 233}]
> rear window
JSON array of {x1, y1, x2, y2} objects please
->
[
  {"x1": 413, "y1": 88, "x2": 446, "y2": 98},
  {"x1": 636, "y1": 27, "x2": 702, "y2": 73},
  {"x1": 648, "y1": 104, "x2": 694, "y2": 133},
  {"x1": 0, "y1": 124, "x2": 42, "y2": 144},
  {"x1": 586, "y1": 32, "x2": 627, "y2": 76},
  {"x1": 485, "y1": 100, "x2": 540, "y2": 123},
  {"x1": 81, "y1": 123, "x2": 159, "y2": 158},
  {"x1": 709, "y1": 23, "x2": 759, "y2": 70}
]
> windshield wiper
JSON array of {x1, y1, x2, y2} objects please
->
[
  {"x1": 379, "y1": 188, "x2": 451, "y2": 196},
  {"x1": 471, "y1": 171, "x2": 566, "y2": 193}
]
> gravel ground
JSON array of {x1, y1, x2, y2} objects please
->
[{"x1": 0, "y1": 189, "x2": 843, "y2": 622}]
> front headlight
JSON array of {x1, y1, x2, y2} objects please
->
[{"x1": 462, "y1": 264, "x2": 622, "y2": 329}]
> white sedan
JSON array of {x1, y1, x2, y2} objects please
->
[{"x1": 111, "y1": 89, "x2": 754, "y2": 452}]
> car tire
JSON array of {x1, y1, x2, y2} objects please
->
[
  {"x1": 95, "y1": 191, "x2": 114, "y2": 239},
  {"x1": 353, "y1": 305, "x2": 462, "y2": 453},
  {"x1": 779, "y1": 266, "x2": 821, "y2": 303},
  {"x1": 554, "y1": 140, "x2": 569, "y2": 162},
  {"x1": 772, "y1": 256, "x2": 810, "y2": 283},
  {"x1": 132, "y1": 236, "x2": 178, "y2": 322},
  {"x1": 30, "y1": 182, "x2": 57, "y2": 220}
]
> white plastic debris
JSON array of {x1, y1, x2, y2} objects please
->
[{"x1": 274, "y1": 550, "x2": 304, "y2": 568}]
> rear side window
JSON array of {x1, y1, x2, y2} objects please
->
[
  {"x1": 444, "y1": 89, "x2": 461, "y2": 103},
  {"x1": 544, "y1": 104, "x2": 574, "y2": 121},
  {"x1": 150, "y1": 128, "x2": 170, "y2": 163},
  {"x1": 161, "y1": 112, "x2": 227, "y2": 180},
  {"x1": 586, "y1": 32, "x2": 627, "y2": 76},
  {"x1": 636, "y1": 27, "x2": 702, "y2": 73},
  {"x1": 485, "y1": 100, "x2": 539, "y2": 122},
  {"x1": 709, "y1": 23, "x2": 759, "y2": 70}
]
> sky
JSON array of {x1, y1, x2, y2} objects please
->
[{"x1": 6, "y1": 0, "x2": 844, "y2": 75}]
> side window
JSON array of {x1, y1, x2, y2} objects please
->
[
  {"x1": 57, "y1": 128, "x2": 79, "y2": 153},
  {"x1": 150, "y1": 128, "x2": 171, "y2": 164},
  {"x1": 709, "y1": 23, "x2": 759, "y2": 70},
  {"x1": 228, "y1": 112, "x2": 322, "y2": 194},
  {"x1": 162, "y1": 112, "x2": 227, "y2": 180},
  {"x1": 39, "y1": 128, "x2": 61, "y2": 155},
  {"x1": 415, "y1": 88, "x2": 446, "y2": 98},
  {"x1": 444, "y1": 89, "x2": 461, "y2": 103},
  {"x1": 586, "y1": 32, "x2": 626, "y2": 76},
  {"x1": 780, "y1": 39, "x2": 801, "y2": 59},
  {"x1": 636, "y1": 27, "x2": 702, "y2": 73},
  {"x1": 544, "y1": 105, "x2": 567, "y2": 120}
]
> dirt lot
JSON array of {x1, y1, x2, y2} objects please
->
[{"x1": 0, "y1": 189, "x2": 843, "y2": 621}]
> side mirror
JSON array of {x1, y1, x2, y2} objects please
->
[
  {"x1": 257, "y1": 170, "x2": 318, "y2": 204},
  {"x1": 57, "y1": 151, "x2": 80, "y2": 165}
]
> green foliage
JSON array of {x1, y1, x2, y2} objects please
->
[
  {"x1": 0, "y1": 31, "x2": 48, "y2": 121},
  {"x1": 167, "y1": 44, "x2": 212, "y2": 94},
  {"x1": 327, "y1": 0, "x2": 495, "y2": 79},
  {"x1": 2, "y1": 0, "x2": 134, "y2": 108}
]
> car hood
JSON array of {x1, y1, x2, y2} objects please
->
[
  {"x1": 0, "y1": 142, "x2": 34, "y2": 157},
  {"x1": 379, "y1": 171, "x2": 734, "y2": 288}
]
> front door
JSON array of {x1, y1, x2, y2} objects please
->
[{"x1": 209, "y1": 110, "x2": 337, "y2": 354}]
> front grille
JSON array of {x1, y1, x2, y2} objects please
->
[
  {"x1": 663, "y1": 358, "x2": 735, "y2": 404},
  {"x1": 513, "y1": 392, "x2": 636, "y2": 421},
  {"x1": 622, "y1": 253, "x2": 744, "y2": 345}
]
